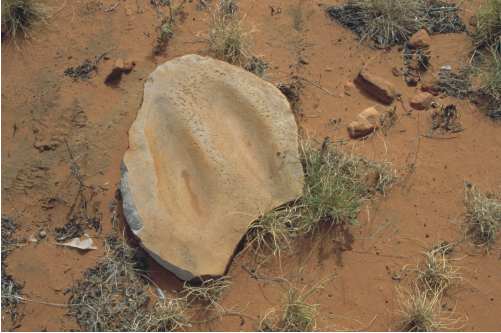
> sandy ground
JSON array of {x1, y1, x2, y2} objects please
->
[{"x1": 2, "y1": 0, "x2": 500, "y2": 331}]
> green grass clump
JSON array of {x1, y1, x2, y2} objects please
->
[
  {"x1": 1, "y1": 0, "x2": 45, "y2": 41},
  {"x1": 300, "y1": 143, "x2": 394, "y2": 231},
  {"x1": 464, "y1": 182, "x2": 501, "y2": 246},
  {"x1": 473, "y1": 0, "x2": 501, "y2": 52},
  {"x1": 247, "y1": 141, "x2": 395, "y2": 255}
]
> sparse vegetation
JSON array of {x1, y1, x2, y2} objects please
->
[
  {"x1": 299, "y1": 141, "x2": 394, "y2": 231},
  {"x1": 278, "y1": 78, "x2": 304, "y2": 114},
  {"x1": 246, "y1": 205, "x2": 302, "y2": 256},
  {"x1": 244, "y1": 56, "x2": 268, "y2": 77},
  {"x1": 182, "y1": 276, "x2": 231, "y2": 307},
  {"x1": 478, "y1": 48, "x2": 501, "y2": 119},
  {"x1": 398, "y1": 287, "x2": 457, "y2": 332},
  {"x1": 326, "y1": 0, "x2": 464, "y2": 48},
  {"x1": 207, "y1": 0, "x2": 267, "y2": 76},
  {"x1": 472, "y1": 0, "x2": 501, "y2": 52},
  {"x1": 288, "y1": 2, "x2": 310, "y2": 32},
  {"x1": 464, "y1": 182, "x2": 501, "y2": 246},
  {"x1": 430, "y1": 104, "x2": 463, "y2": 134},
  {"x1": 1, "y1": 216, "x2": 24, "y2": 323},
  {"x1": 69, "y1": 235, "x2": 189, "y2": 331},
  {"x1": 380, "y1": 106, "x2": 398, "y2": 135},
  {"x1": 152, "y1": 0, "x2": 187, "y2": 55},
  {"x1": 259, "y1": 284, "x2": 320, "y2": 332},
  {"x1": 403, "y1": 44, "x2": 431, "y2": 86},
  {"x1": 436, "y1": 66, "x2": 474, "y2": 99},
  {"x1": 1, "y1": 0, "x2": 46, "y2": 41},
  {"x1": 208, "y1": 0, "x2": 249, "y2": 65},
  {"x1": 416, "y1": 246, "x2": 461, "y2": 294},
  {"x1": 247, "y1": 140, "x2": 395, "y2": 255}
]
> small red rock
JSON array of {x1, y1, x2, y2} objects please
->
[
  {"x1": 408, "y1": 29, "x2": 431, "y2": 49},
  {"x1": 355, "y1": 68, "x2": 398, "y2": 105},
  {"x1": 410, "y1": 92, "x2": 434, "y2": 110}
]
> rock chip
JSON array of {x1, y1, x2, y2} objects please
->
[
  {"x1": 343, "y1": 80, "x2": 356, "y2": 96},
  {"x1": 355, "y1": 68, "x2": 398, "y2": 105},
  {"x1": 121, "y1": 55, "x2": 304, "y2": 280},
  {"x1": 408, "y1": 29, "x2": 431, "y2": 49},
  {"x1": 410, "y1": 92, "x2": 434, "y2": 110},
  {"x1": 347, "y1": 106, "x2": 381, "y2": 139}
]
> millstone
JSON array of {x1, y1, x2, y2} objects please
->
[{"x1": 121, "y1": 54, "x2": 304, "y2": 280}]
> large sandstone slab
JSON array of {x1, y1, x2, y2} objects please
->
[{"x1": 121, "y1": 55, "x2": 304, "y2": 280}]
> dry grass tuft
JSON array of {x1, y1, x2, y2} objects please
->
[
  {"x1": 398, "y1": 287, "x2": 458, "y2": 332},
  {"x1": 259, "y1": 284, "x2": 321, "y2": 332},
  {"x1": 416, "y1": 246, "x2": 461, "y2": 294},
  {"x1": 1, "y1": 0, "x2": 46, "y2": 41},
  {"x1": 246, "y1": 205, "x2": 303, "y2": 256},
  {"x1": 69, "y1": 235, "x2": 189, "y2": 331},
  {"x1": 208, "y1": 0, "x2": 267, "y2": 76},
  {"x1": 472, "y1": 0, "x2": 501, "y2": 52},
  {"x1": 208, "y1": 0, "x2": 249, "y2": 65},
  {"x1": 182, "y1": 276, "x2": 231, "y2": 307},
  {"x1": 464, "y1": 182, "x2": 501, "y2": 246}
]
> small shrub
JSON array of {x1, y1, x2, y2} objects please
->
[
  {"x1": 473, "y1": 0, "x2": 501, "y2": 52},
  {"x1": 1, "y1": 0, "x2": 46, "y2": 41},
  {"x1": 464, "y1": 182, "x2": 501, "y2": 246}
]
